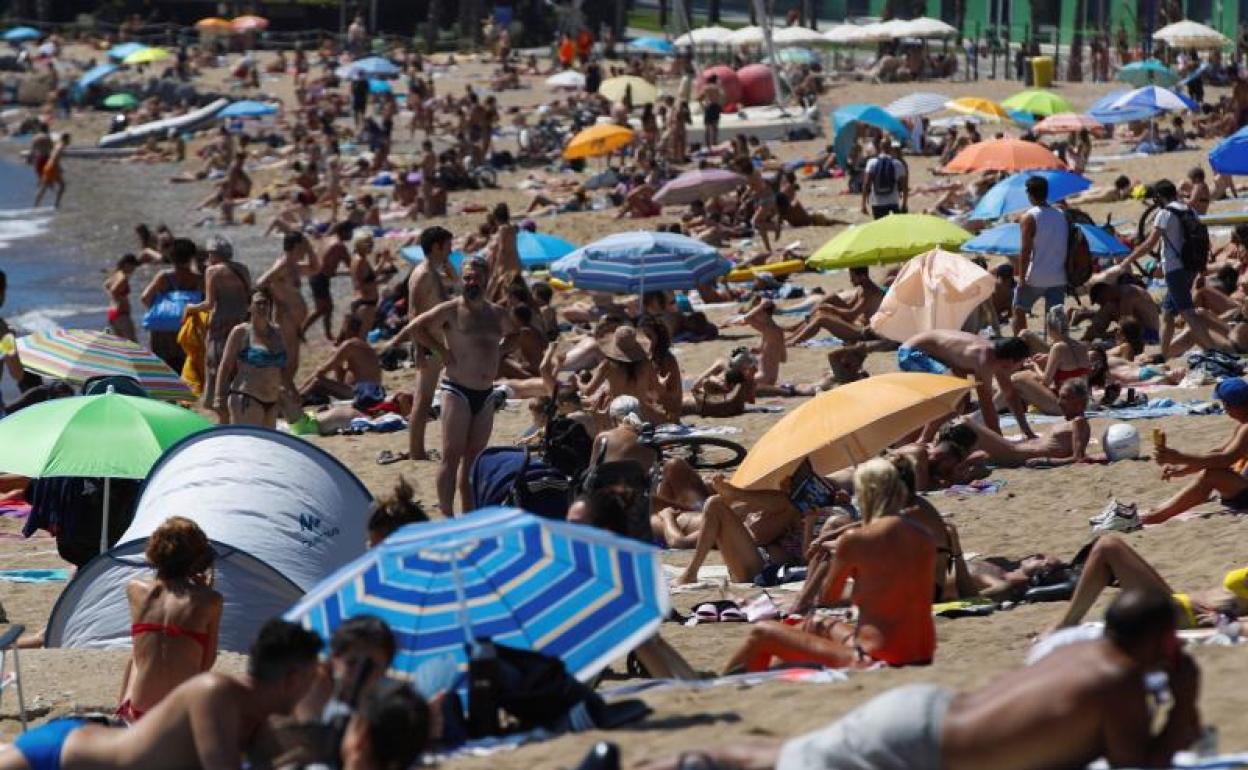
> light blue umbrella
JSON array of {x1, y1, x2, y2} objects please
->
[
  {"x1": 107, "y1": 42, "x2": 147, "y2": 60},
  {"x1": 962, "y1": 222, "x2": 1128, "y2": 257},
  {"x1": 1006, "y1": 109, "x2": 1036, "y2": 127},
  {"x1": 1211, "y1": 124, "x2": 1248, "y2": 175},
  {"x1": 627, "y1": 36, "x2": 676, "y2": 56},
  {"x1": 219, "y1": 100, "x2": 278, "y2": 118},
  {"x1": 343, "y1": 55, "x2": 399, "y2": 78},
  {"x1": 368, "y1": 78, "x2": 392, "y2": 94},
  {"x1": 831, "y1": 103, "x2": 909, "y2": 167},
  {"x1": 399, "y1": 246, "x2": 467, "y2": 272},
  {"x1": 3, "y1": 26, "x2": 40, "y2": 42},
  {"x1": 1087, "y1": 89, "x2": 1155, "y2": 125},
  {"x1": 284, "y1": 507, "x2": 668, "y2": 696},
  {"x1": 517, "y1": 230, "x2": 576, "y2": 267},
  {"x1": 1116, "y1": 59, "x2": 1179, "y2": 88},
  {"x1": 75, "y1": 63, "x2": 119, "y2": 91},
  {"x1": 551, "y1": 231, "x2": 733, "y2": 294},
  {"x1": 969, "y1": 170, "x2": 1092, "y2": 221}
]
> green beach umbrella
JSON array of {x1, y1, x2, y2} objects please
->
[
  {"x1": 0, "y1": 393, "x2": 213, "y2": 550},
  {"x1": 103, "y1": 93, "x2": 138, "y2": 110},
  {"x1": 1000, "y1": 89, "x2": 1073, "y2": 117},
  {"x1": 808, "y1": 214, "x2": 972, "y2": 270}
]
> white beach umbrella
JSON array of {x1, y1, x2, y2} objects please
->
[
  {"x1": 675, "y1": 26, "x2": 734, "y2": 46},
  {"x1": 874, "y1": 19, "x2": 912, "y2": 39},
  {"x1": 728, "y1": 25, "x2": 767, "y2": 47},
  {"x1": 886, "y1": 92, "x2": 952, "y2": 119},
  {"x1": 823, "y1": 25, "x2": 866, "y2": 44},
  {"x1": 545, "y1": 70, "x2": 586, "y2": 89},
  {"x1": 854, "y1": 22, "x2": 898, "y2": 42},
  {"x1": 896, "y1": 17, "x2": 958, "y2": 38},
  {"x1": 773, "y1": 26, "x2": 832, "y2": 48},
  {"x1": 1153, "y1": 20, "x2": 1230, "y2": 49}
]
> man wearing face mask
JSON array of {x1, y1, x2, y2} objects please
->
[{"x1": 411, "y1": 256, "x2": 519, "y2": 516}]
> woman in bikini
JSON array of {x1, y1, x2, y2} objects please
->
[
  {"x1": 579, "y1": 326, "x2": 667, "y2": 423},
  {"x1": 117, "y1": 517, "x2": 222, "y2": 723},
  {"x1": 964, "y1": 380, "x2": 1095, "y2": 468},
  {"x1": 638, "y1": 315, "x2": 682, "y2": 422},
  {"x1": 104, "y1": 254, "x2": 139, "y2": 342},
  {"x1": 185, "y1": 237, "x2": 251, "y2": 420},
  {"x1": 1008, "y1": 307, "x2": 1092, "y2": 415},
  {"x1": 342, "y1": 229, "x2": 380, "y2": 342},
  {"x1": 215, "y1": 289, "x2": 297, "y2": 428}
]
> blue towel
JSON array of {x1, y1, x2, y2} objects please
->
[
  {"x1": 897, "y1": 346, "x2": 950, "y2": 375},
  {"x1": 0, "y1": 569, "x2": 70, "y2": 583}
]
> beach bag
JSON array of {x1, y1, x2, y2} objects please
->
[
  {"x1": 1163, "y1": 203, "x2": 1211, "y2": 274},
  {"x1": 142, "y1": 289, "x2": 202, "y2": 332},
  {"x1": 1064, "y1": 208, "x2": 1094, "y2": 290},
  {"x1": 871, "y1": 156, "x2": 897, "y2": 195}
]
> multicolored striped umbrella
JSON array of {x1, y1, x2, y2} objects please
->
[
  {"x1": 285, "y1": 507, "x2": 668, "y2": 696},
  {"x1": 16, "y1": 329, "x2": 191, "y2": 401},
  {"x1": 550, "y1": 231, "x2": 733, "y2": 294},
  {"x1": 884, "y1": 92, "x2": 951, "y2": 119}
]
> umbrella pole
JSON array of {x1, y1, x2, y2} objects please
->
[{"x1": 100, "y1": 476, "x2": 111, "y2": 555}]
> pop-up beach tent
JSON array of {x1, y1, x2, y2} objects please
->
[{"x1": 45, "y1": 427, "x2": 371, "y2": 652}]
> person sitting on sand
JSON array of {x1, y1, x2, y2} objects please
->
[
  {"x1": 785, "y1": 267, "x2": 884, "y2": 345},
  {"x1": 1007, "y1": 307, "x2": 1092, "y2": 416},
  {"x1": 0, "y1": 619, "x2": 324, "y2": 770},
  {"x1": 640, "y1": 589, "x2": 1201, "y2": 770},
  {"x1": 961, "y1": 380, "x2": 1095, "y2": 468},
  {"x1": 1127, "y1": 377, "x2": 1248, "y2": 526},
  {"x1": 116, "y1": 517, "x2": 222, "y2": 724},
  {"x1": 215, "y1": 289, "x2": 298, "y2": 429},
  {"x1": 365, "y1": 478, "x2": 428, "y2": 547},
  {"x1": 580, "y1": 326, "x2": 667, "y2": 423},
  {"x1": 1082, "y1": 279, "x2": 1163, "y2": 348},
  {"x1": 638, "y1": 315, "x2": 683, "y2": 422},
  {"x1": 897, "y1": 330, "x2": 1035, "y2": 438},
  {"x1": 743, "y1": 300, "x2": 818, "y2": 398},
  {"x1": 720, "y1": 457, "x2": 936, "y2": 672},
  {"x1": 1053, "y1": 534, "x2": 1248, "y2": 630},
  {"x1": 298, "y1": 315, "x2": 385, "y2": 408}
]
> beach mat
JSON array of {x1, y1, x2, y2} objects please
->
[
  {"x1": 602, "y1": 667, "x2": 849, "y2": 698},
  {"x1": 0, "y1": 568, "x2": 69, "y2": 583},
  {"x1": 663, "y1": 564, "x2": 805, "y2": 593}
]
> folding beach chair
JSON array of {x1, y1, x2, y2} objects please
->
[{"x1": 0, "y1": 625, "x2": 28, "y2": 732}]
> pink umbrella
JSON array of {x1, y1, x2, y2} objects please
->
[
  {"x1": 653, "y1": 169, "x2": 746, "y2": 206},
  {"x1": 1032, "y1": 112, "x2": 1105, "y2": 135}
]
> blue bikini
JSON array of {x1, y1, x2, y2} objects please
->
[{"x1": 14, "y1": 718, "x2": 89, "y2": 770}]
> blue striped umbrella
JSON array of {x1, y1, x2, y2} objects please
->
[
  {"x1": 551, "y1": 231, "x2": 732, "y2": 294},
  {"x1": 284, "y1": 507, "x2": 668, "y2": 695},
  {"x1": 969, "y1": 170, "x2": 1091, "y2": 221},
  {"x1": 1087, "y1": 89, "x2": 1154, "y2": 125}
]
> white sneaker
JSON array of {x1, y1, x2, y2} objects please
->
[
  {"x1": 1091, "y1": 501, "x2": 1141, "y2": 534},
  {"x1": 1089, "y1": 498, "x2": 1131, "y2": 525}
]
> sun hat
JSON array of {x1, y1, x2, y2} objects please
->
[{"x1": 601, "y1": 326, "x2": 651, "y2": 363}]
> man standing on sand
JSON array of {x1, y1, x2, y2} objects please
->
[
  {"x1": 33, "y1": 133, "x2": 68, "y2": 209},
  {"x1": 1013, "y1": 175, "x2": 1068, "y2": 335},
  {"x1": 409, "y1": 256, "x2": 517, "y2": 516},
  {"x1": 0, "y1": 619, "x2": 323, "y2": 770},
  {"x1": 383, "y1": 226, "x2": 455, "y2": 462},
  {"x1": 700, "y1": 74, "x2": 724, "y2": 148},
  {"x1": 638, "y1": 589, "x2": 1201, "y2": 770},
  {"x1": 303, "y1": 221, "x2": 352, "y2": 341}
]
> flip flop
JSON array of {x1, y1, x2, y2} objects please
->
[
  {"x1": 375, "y1": 449, "x2": 409, "y2": 466},
  {"x1": 715, "y1": 600, "x2": 747, "y2": 623},
  {"x1": 692, "y1": 602, "x2": 721, "y2": 623}
]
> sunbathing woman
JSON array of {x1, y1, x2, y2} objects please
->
[
  {"x1": 963, "y1": 380, "x2": 1095, "y2": 468},
  {"x1": 722, "y1": 457, "x2": 937, "y2": 672},
  {"x1": 215, "y1": 290, "x2": 298, "y2": 429},
  {"x1": 1008, "y1": 308, "x2": 1092, "y2": 415},
  {"x1": 1053, "y1": 533, "x2": 1248, "y2": 631},
  {"x1": 1089, "y1": 347, "x2": 1186, "y2": 389},
  {"x1": 117, "y1": 517, "x2": 222, "y2": 723},
  {"x1": 579, "y1": 326, "x2": 667, "y2": 423},
  {"x1": 680, "y1": 351, "x2": 756, "y2": 418}
]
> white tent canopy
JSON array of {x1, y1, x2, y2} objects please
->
[{"x1": 46, "y1": 427, "x2": 372, "y2": 653}]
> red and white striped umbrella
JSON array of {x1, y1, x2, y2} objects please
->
[
  {"x1": 15, "y1": 329, "x2": 191, "y2": 401},
  {"x1": 1033, "y1": 112, "x2": 1106, "y2": 135}
]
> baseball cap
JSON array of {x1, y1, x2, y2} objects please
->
[{"x1": 1215, "y1": 377, "x2": 1248, "y2": 408}]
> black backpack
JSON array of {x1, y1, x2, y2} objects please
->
[
  {"x1": 872, "y1": 156, "x2": 897, "y2": 195},
  {"x1": 1162, "y1": 203, "x2": 1211, "y2": 274}
]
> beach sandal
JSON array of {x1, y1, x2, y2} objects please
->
[
  {"x1": 715, "y1": 600, "x2": 747, "y2": 623},
  {"x1": 376, "y1": 449, "x2": 408, "y2": 465},
  {"x1": 692, "y1": 602, "x2": 721, "y2": 623}
]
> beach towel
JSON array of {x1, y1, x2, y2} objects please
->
[
  {"x1": 745, "y1": 403, "x2": 787, "y2": 414},
  {"x1": 664, "y1": 564, "x2": 806, "y2": 593},
  {"x1": 653, "y1": 424, "x2": 742, "y2": 438},
  {"x1": 345, "y1": 413, "x2": 407, "y2": 433},
  {"x1": 940, "y1": 479, "x2": 1005, "y2": 497},
  {"x1": 177, "y1": 309, "x2": 208, "y2": 398},
  {"x1": 797, "y1": 336, "x2": 844, "y2": 349},
  {"x1": 0, "y1": 569, "x2": 69, "y2": 583},
  {"x1": 0, "y1": 503, "x2": 31, "y2": 518},
  {"x1": 603, "y1": 667, "x2": 849, "y2": 698},
  {"x1": 932, "y1": 597, "x2": 996, "y2": 618}
]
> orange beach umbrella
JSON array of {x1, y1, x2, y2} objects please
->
[
  {"x1": 195, "y1": 17, "x2": 232, "y2": 32},
  {"x1": 943, "y1": 138, "x2": 1065, "y2": 173}
]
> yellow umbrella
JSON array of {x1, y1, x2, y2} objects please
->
[
  {"x1": 946, "y1": 96, "x2": 1012, "y2": 122},
  {"x1": 563, "y1": 123, "x2": 635, "y2": 160},
  {"x1": 195, "y1": 17, "x2": 233, "y2": 33},
  {"x1": 731, "y1": 372, "x2": 973, "y2": 490},
  {"x1": 123, "y1": 46, "x2": 172, "y2": 64},
  {"x1": 598, "y1": 76, "x2": 658, "y2": 105}
]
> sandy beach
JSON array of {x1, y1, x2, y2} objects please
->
[{"x1": 2, "y1": 39, "x2": 1248, "y2": 767}]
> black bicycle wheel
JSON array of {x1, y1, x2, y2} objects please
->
[{"x1": 653, "y1": 436, "x2": 747, "y2": 471}]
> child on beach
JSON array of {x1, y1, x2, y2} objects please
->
[{"x1": 33, "y1": 132, "x2": 69, "y2": 209}]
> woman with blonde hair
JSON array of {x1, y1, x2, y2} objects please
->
[{"x1": 116, "y1": 516, "x2": 223, "y2": 722}]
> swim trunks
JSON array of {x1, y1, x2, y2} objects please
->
[
  {"x1": 776, "y1": 684, "x2": 953, "y2": 770},
  {"x1": 15, "y1": 718, "x2": 89, "y2": 770},
  {"x1": 309, "y1": 272, "x2": 331, "y2": 300},
  {"x1": 439, "y1": 379, "x2": 499, "y2": 416},
  {"x1": 897, "y1": 346, "x2": 950, "y2": 375}
]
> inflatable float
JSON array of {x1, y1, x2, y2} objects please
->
[
  {"x1": 98, "y1": 98, "x2": 229, "y2": 148},
  {"x1": 726, "y1": 259, "x2": 806, "y2": 283}
]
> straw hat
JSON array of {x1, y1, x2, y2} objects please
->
[{"x1": 601, "y1": 326, "x2": 651, "y2": 363}]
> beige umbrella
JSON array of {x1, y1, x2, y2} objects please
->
[
  {"x1": 869, "y1": 249, "x2": 995, "y2": 343},
  {"x1": 1153, "y1": 20, "x2": 1230, "y2": 50}
]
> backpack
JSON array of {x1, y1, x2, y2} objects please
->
[
  {"x1": 871, "y1": 156, "x2": 897, "y2": 195},
  {"x1": 1162, "y1": 203, "x2": 1211, "y2": 274},
  {"x1": 1063, "y1": 208, "x2": 1095, "y2": 290}
]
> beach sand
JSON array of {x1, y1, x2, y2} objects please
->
[{"x1": 2, "y1": 46, "x2": 1248, "y2": 764}]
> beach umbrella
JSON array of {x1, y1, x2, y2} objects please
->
[
  {"x1": 598, "y1": 75, "x2": 658, "y2": 105},
  {"x1": 968, "y1": 170, "x2": 1091, "y2": 221},
  {"x1": 76, "y1": 63, "x2": 120, "y2": 92},
  {"x1": 884, "y1": 92, "x2": 951, "y2": 119},
  {"x1": 732, "y1": 373, "x2": 973, "y2": 489},
  {"x1": 562, "y1": 123, "x2": 635, "y2": 160},
  {"x1": 102, "y1": 93, "x2": 138, "y2": 110},
  {"x1": 674, "y1": 26, "x2": 734, "y2": 47},
  {"x1": 545, "y1": 70, "x2": 586, "y2": 89},
  {"x1": 895, "y1": 17, "x2": 958, "y2": 38},
  {"x1": 1087, "y1": 89, "x2": 1155, "y2": 124},
  {"x1": 824, "y1": 25, "x2": 872, "y2": 44},
  {"x1": 195, "y1": 17, "x2": 233, "y2": 32},
  {"x1": 284, "y1": 507, "x2": 668, "y2": 695},
  {"x1": 869, "y1": 249, "x2": 995, "y2": 344},
  {"x1": 368, "y1": 79, "x2": 392, "y2": 94},
  {"x1": 219, "y1": 99, "x2": 278, "y2": 118},
  {"x1": 943, "y1": 138, "x2": 1065, "y2": 173},
  {"x1": 1000, "y1": 89, "x2": 1073, "y2": 117},
  {"x1": 773, "y1": 26, "x2": 832, "y2": 47},
  {"x1": 653, "y1": 169, "x2": 746, "y2": 206},
  {"x1": 2, "y1": 26, "x2": 40, "y2": 42},
  {"x1": 1102, "y1": 85, "x2": 1195, "y2": 116},
  {"x1": 945, "y1": 96, "x2": 1013, "y2": 122},
  {"x1": 831, "y1": 103, "x2": 909, "y2": 166},
  {"x1": 15, "y1": 329, "x2": 192, "y2": 401},
  {"x1": 728, "y1": 26, "x2": 766, "y2": 47},
  {"x1": 231, "y1": 15, "x2": 269, "y2": 32},
  {"x1": 1116, "y1": 59, "x2": 1179, "y2": 88},
  {"x1": 961, "y1": 222, "x2": 1128, "y2": 257},
  {"x1": 808, "y1": 214, "x2": 972, "y2": 270},
  {"x1": 1210, "y1": 125, "x2": 1248, "y2": 175},
  {"x1": 399, "y1": 246, "x2": 467, "y2": 272},
  {"x1": 1007, "y1": 109, "x2": 1036, "y2": 128},
  {"x1": 627, "y1": 36, "x2": 675, "y2": 56},
  {"x1": 776, "y1": 47, "x2": 819, "y2": 66},
  {"x1": 123, "y1": 47, "x2": 172, "y2": 65},
  {"x1": 1032, "y1": 112, "x2": 1104, "y2": 135},
  {"x1": 0, "y1": 393, "x2": 212, "y2": 551},
  {"x1": 1153, "y1": 20, "x2": 1230, "y2": 50},
  {"x1": 551, "y1": 231, "x2": 732, "y2": 294},
  {"x1": 343, "y1": 56, "x2": 400, "y2": 78},
  {"x1": 106, "y1": 42, "x2": 147, "y2": 60},
  {"x1": 852, "y1": 22, "x2": 897, "y2": 42},
  {"x1": 516, "y1": 231, "x2": 577, "y2": 267}
]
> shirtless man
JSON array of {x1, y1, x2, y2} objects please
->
[
  {"x1": 1084, "y1": 279, "x2": 1163, "y2": 348},
  {"x1": 898, "y1": 330, "x2": 1034, "y2": 438},
  {"x1": 418, "y1": 140, "x2": 437, "y2": 217},
  {"x1": 384, "y1": 226, "x2": 455, "y2": 462},
  {"x1": 410, "y1": 256, "x2": 517, "y2": 515},
  {"x1": 786, "y1": 268, "x2": 885, "y2": 344},
  {"x1": 961, "y1": 380, "x2": 1094, "y2": 467},
  {"x1": 0, "y1": 619, "x2": 322, "y2": 770},
  {"x1": 298, "y1": 316, "x2": 384, "y2": 405},
  {"x1": 485, "y1": 204, "x2": 521, "y2": 303},
  {"x1": 302, "y1": 222, "x2": 353, "y2": 340},
  {"x1": 256, "y1": 231, "x2": 315, "y2": 380},
  {"x1": 641, "y1": 589, "x2": 1200, "y2": 770}
]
